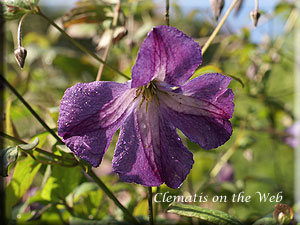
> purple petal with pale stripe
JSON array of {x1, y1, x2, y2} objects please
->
[
  {"x1": 58, "y1": 81, "x2": 136, "y2": 166},
  {"x1": 131, "y1": 25, "x2": 202, "y2": 88},
  {"x1": 158, "y1": 74, "x2": 234, "y2": 149},
  {"x1": 177, "y1": 73, "x2": 234, "y2": 118},
  {"x1": 112, "y1": 101, "x2": 194, "y2": 188}
]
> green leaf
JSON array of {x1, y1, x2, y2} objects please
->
[
  {"x1": 72, "y1": 182, "x2": 98, "y2": 200},
  {"x1": 0, "y1": 146, "x2": 18, "y2": 177},
  {"x1": 133, "y1": 199, "x2": 148, "y2": 217},
  {"x1": 274, "y1": 2, "x2": 294, "y2": 14},
  {"x1": 41, "y1": 165, "x2": 82, "y2": 202},
  {"x1": 2, "y1": 0, "x2": 39, "y2": 20},
  {"x1": 191, "y1": 65, "x2": 223, "y2": 80},
  {"x1": 167, "y1": 202, "x2": 243, "y2": 225},
  {"x1": 5, "y1": 156, "x2": 41, "y2": 218},
  {"x1": 0, "y1": 138, "x2": 39, "y2": 177},
  {"x1": 252, "y1": 217, "x2": 277, "y2": 225},
  {"x1": 18, "y1": 137, "x2": 39, "y2": 151}
]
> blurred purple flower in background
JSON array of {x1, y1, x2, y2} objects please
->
[
  {"x1": 284, "y1": 121, "x2": 300, "y2": 148},
  {"x1": 217, "y1": 162, "x2": 234, "y2": 183},
  {"x1": 57, "y1": 26, "x2": 235, "y2": 188}
]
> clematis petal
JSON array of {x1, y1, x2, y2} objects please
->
[
  {"x1": 162, "y1": 107, "x2": 232, "y2": 150},
  {"x1": 112, "y1": 102, "x2": 194, "y2": 189},
  {"x1": 177, "y1": 73, "x2": 234, "y2": 118},
  {"x1": 57, "y1": 81, "x2": 136, "y2": 167},
  {"x1": 158, "y1": 74, "x2": 234, "y2": 149},
  {"x1": 131, "y1": 25, "x2": 202, "y2": 88}
]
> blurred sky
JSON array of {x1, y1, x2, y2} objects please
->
[{"x1": 39, "y1": 0, "x2": 284, "y2": 43}]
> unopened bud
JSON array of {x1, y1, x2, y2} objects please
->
[
  {"x1": 250, "y1": 9, "x2": 261, "y2": 27},
  {"x1": 112, "y1": 27, "x2": 128, "y2": 44},
  {"x1": 210, "y1": 0, "x2": 225, "y2": 21},
  {"x1": 14, "y1": 47, "x2": 27, "y2": 68},
  {"x1": 273, "y1": 204, "x2": 293, "y2": 225}
]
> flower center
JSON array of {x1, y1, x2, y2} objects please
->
[{"x1": 136, "y1": 81, "x2": 159, "y2": 109}]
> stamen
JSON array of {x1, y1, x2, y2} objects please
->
[{"x1": 136, "y1": 81, "x2": 159, "y2": 110}]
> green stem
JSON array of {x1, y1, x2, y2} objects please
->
[
  {"x1": 0, "y1": 75, "x2": 63, "y2": 144},
  {"x1": 37, "y1": 9, "x2": 130, "y2": 80},
  {"x1": 87, "y1": 170, "x2": 141, "y2": 225},
  {"x1": 148, "y1": 187, "x2": 154, "y2": 225},
  {"x1": 202, "y1": 0, "x2": 239, "y2": 55},
  {"x1": 0, "y1": 131, "x2": 77, "y2": 165}
]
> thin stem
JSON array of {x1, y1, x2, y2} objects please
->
[
  {"x1": 17, "y1": 13, "x2": 29, "y2": 47},
  {"x1": 96, "y1": 0, "x2": 121, "y2": 81},
  {"x1": 148, "y1": 187, "x2": 154, "y2": 225},
  {"x1": 154, "y1": 187, "x2": 159, "y2": 224},
  {"x1": 202, "y1": 0, "x2": 239, "y2": 55},
  {"x1": 0, "y1": 75, "x2": 63, "y2": 143},
  {"x1": 254, "y1": 0, "x2": 259, "y2": 11},
  {"x1": 165, "y1": 0, "x2": 170, "y2": 26},
  {"x1": 87, "y1": 170, "x2": 141, "y2": 225},
  {"x1": 37, "y1": 9, "x2": 130, "y2": 80},
  {"x1": 210, "y1": 126, "x2": 245, "y2": 178}
]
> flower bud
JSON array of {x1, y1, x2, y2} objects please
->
[
  {"x1": 250, "y1": 9, "x2": 261, "y2": 27},
  {"x1": 210, "y1": 0, "x2": 225, "y2": 21},
  {"x1": 273, "y1": 204, "x2": 294, "y2": 225},
  {"x1": 14, "y1": 46, "x2": 27, "y2": 68}
]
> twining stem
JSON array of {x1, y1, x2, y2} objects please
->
[
  {"x1": 202, "y1": 0, "x2": 239, "y2": 55},
  {"x1": 17, "y1": 13, "x2": 29, "y2": 48},
  {"x1": 165, "y1": 0, "x2": 170, "y2": 26},
  {"x1": 0, "y1": 75, "x2": 63, "y2": 144},
  {"x1": 87, "y1": 170, "x2": 141, "y2": 225},
  {"x1": 148, "y1": 187, "x2": 154, "y2": 225},
  {"x1": 37, "y1": 8, "x2": 130, "y2": 80},
  {"x1": 96, "y1": 0, "x2": 121, "y2": 81}
]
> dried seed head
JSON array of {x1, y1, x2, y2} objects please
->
[
  {"x1": 210, "y1": 0, "x2": 225, "y2": 21},
  {"x1": 14, "y1": 46, "x2": 27, "y2": 68},
  {"x1": 250, "y1": 9, "x2": 261, "y2": 27}
]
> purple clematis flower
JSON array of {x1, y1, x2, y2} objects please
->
[
  {"x1": 57, "y1": 25, "x2": 234, "y2": 189},
  {"x1": 284, "y1": 121, "x2": 300, "y2": 148}
]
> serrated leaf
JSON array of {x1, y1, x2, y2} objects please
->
[
  {"x1": 41, "y1": 165, "x2": 82, "y2": 202},
  {"x1": 18, "y1": 137, "x2": 39, "y2": 151},
  {"x1": 2, "y1": 0, "x2": 39, "y2": 20},
  {"x1": 62, "y1": 0, "x2": 113, "y2": 28},
  {"x1": 167, "y1": 202, "x2": 243, "y2": 225},
  {"x1": 5, "y1": 156, "x2": 41, "y2": 218},
  {"x1": 0, "y1": 146, "x2": 18, "y2": 177}
]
